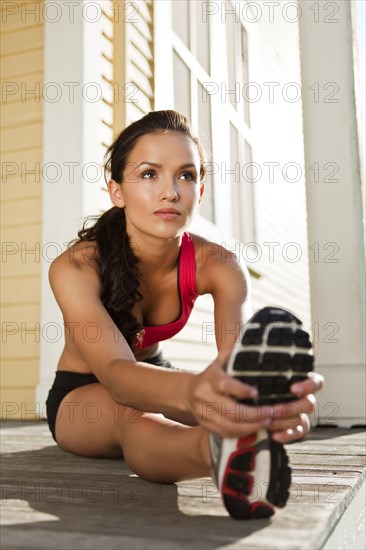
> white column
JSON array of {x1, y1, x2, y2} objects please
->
[
  {"x1": 37, "y1": 1, "x2": 110, "y2": 413},
  {"x1": 299, "y1": 0, "x2": 365, "y2": 426},
  {"x1": 153, "y1": 0, "x2": 174, "y2": 109}
]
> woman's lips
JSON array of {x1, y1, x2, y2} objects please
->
[
  {"x1": 154, "y1": 209, "x2": 181, "y2": 220},
  {"x1": 154, "y1": 212, "x2": 180, "y2": 220}
]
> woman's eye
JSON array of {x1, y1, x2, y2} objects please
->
[
  {"x1": 181, "y1": 172, "x2": 196, "y2": 181},
  {"x1": 141, "y1": 170, "x2": 196, "y2": 181},
  {"x1": 141, "y1": 170, "x2": 155, "y2": 179}
]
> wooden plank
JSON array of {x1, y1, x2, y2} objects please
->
[
  {"x1": 1, "y1": 331, "x2": 41, "y2": 361},
  {"x1": 1, "y1": 98, "x2": 43, "y2": 127},
  {"x1": 1, "y1": 390, "x2": 37, "y2": 420},
  {"x1": 1, "y1": 223, "x2": 41, "y2": 246},
  {"x1": 1, "y1": 274, "x2": 41, "y2": 305},
  {"x1": 1, "y1": 121, "x2": 43, "y2": 153},
  {"x1": 1, "y1": 177, "x2": 42, "y2": 200},
  {"x1": 1, "y1": 196, "x2": 42, "y2": 226},
  {"x1": 0, "y1": 0, "x2": 40, "y2": 8},
  {"x1": 0, "y1": 146, "x2": 42, "y2": 166},
  {"x1": 1, "y1": 24, "x2": 44, "y2": 57},
  {"x1": 0, "y1": 71, "x2": 43, "y2": 105},
  {"x1": 0, "y1": 424, "x2": 364, "y2": 549},
  {"x1": 0, "y1": 49, "x2": 43, "y2": 79},
  {"x1": 0, "y1": 2, "x2": 43, "y2": 32},
  {"x1": 1, "y1": 359, "x2": 40, "y2": 386},
  {"x1": 287, "y1": 442, "x2": 366, "y2": 456},
  {"x1": 1, "y1": 303, "x2": 44, "y2": 328},
  {"x1": 1, "y1": 241, "x2": 43, "y2": 277}
]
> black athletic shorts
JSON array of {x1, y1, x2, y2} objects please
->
[{"x1": 45, "y1": 352, "x2": 174, "y2": 443}]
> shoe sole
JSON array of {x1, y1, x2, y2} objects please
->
[{"x1": 219, "y1": 307, "x2": 314, "y2": 519}]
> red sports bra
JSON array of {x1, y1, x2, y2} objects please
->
[{"x1": 134, "y1": 232, "x2": 198, "y2": 350}]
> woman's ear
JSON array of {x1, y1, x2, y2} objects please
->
[{"x1": 108, "y1": 179, "x2": 125, "y2": 208}]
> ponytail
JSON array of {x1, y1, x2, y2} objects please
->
[{"x1": 68, "y1": 206, "x2": 142, "y2": 350}]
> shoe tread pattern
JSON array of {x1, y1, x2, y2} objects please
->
[
  {"x1": 222, "y1": 307, "x2": 314, "y2": 518},
  {"x1": 232, "y1": 308, "x2": 314, "y2": 406}
]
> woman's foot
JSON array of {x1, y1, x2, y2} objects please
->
[{"x1": 209, "y1": 306, "x2": 314, "y2": 519}]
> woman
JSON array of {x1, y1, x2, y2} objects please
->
[{"x1": 46, "y1": 110, "x2": 323, "y2": 520}]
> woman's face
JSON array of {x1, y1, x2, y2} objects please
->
[{"x1": 109, "y1": 131, "x2": 204, "y2": 240}]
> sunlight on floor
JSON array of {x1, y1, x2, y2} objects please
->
[{"x1": 1, "y1": 499, "x2": 59, "y2": 526}]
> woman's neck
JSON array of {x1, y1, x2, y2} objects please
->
[{"x1": 128, "y1": 229, "x2": 184, "y2": 275}]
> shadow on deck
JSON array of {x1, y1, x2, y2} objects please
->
[{"x1": 1, "y1": 421, "x2": 365, "y2": 549}]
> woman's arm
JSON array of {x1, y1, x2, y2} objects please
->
[
  {"x1": 190, "y1": 244, "x2": 323, "y2": 441},
  {"x1": 50, "y1": 247, "x2": 255, "y2": 424},
  {"x1": 49, "y1": 253, "x2": 193, "y2": 416}
]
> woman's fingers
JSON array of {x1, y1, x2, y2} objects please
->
[
  {"x1": 271, "y1": 425, "x2": 304, "y2": 443},
  {"x1": 270, "y1": 413, "x2": 311, "y2": 443},
  {"x1": 193, "y1": 387, "x2": 271, "y2": 437},
  {"x1": 191, "y1": 357, "x2": 323, "y2": 439},
  {"x1": 261, "y1": 394, "x2": 317, "y2": 421},
  {"x1": 216, "y1": 373, "x2": 258, "y2": 401},
  {"x1": 290, "y1": 372, "x2": 324, "y2": 397},
  {"x1": 268, "y1": 412, "x2": 310, "y2": 433}
]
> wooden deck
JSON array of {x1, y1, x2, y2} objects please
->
[{"x1": 1, "y1": 421, "x2": 365, "y2": 549}]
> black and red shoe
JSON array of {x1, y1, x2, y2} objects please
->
[{"x1": 209, "y1": 306, "x2": 314, "y2": 519}]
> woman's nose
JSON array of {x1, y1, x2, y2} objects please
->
[{"x1": 159, "y1": 179, "x2": 179, "y2": 201}]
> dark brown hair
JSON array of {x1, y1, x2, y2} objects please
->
[{"x1": 67, "y1": 110, "x2": 207, "y2": 350}]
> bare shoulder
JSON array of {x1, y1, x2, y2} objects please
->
[
  {"x1": 49, "y1": 240, "x2": 102, "y2": 296},
  {"x1": 188, "y1": 232, "x2": 249, "y2": 298}
]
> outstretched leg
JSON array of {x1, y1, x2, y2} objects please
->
[{"x1": 54, "y1": 383, "x2": 211, "y2": 483}]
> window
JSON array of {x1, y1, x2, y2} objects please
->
[
  {"x1": 167, "y1": 0, "x2": 255, "y2": 234},
  {"x1": 173, "y1": 51, "x2": 191, "y2": 120},
  {"x1": 230, "y1": 122, "x2": 256, "y2": 243},
  {"x1": 195, "y1": 0, "x2": 210, "y2": 75},
  {"x1": 172, "y1": 0, "x2": 215, "y2": 222},
  {"x1": 226, "y1": 0, "x2": 250, "y2": 126},
  {"x1": 241, "y1": 26, "x2": 250, "y2": 126},
  {"x1": 172, "y1": 0, "x2": 190, "y2": 48},
  {"x1": 197, "y1": 82, "x2": 214, "y2": 221}
]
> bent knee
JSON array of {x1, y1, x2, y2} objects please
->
[
  {"x1": 54, "y1": 386, "x2": 130, "y2": 457},
  {"x1": 55, "y1": 411, "x2": 124, "y2": 458}
]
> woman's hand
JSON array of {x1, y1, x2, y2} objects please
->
[
  {"x1": 186, "y1": 355, "x2": 324, "y2": 440},
  {"x1": 186, "y1": 354, "x2": 270, "y2": 438},
  {"x1": 266, "y1": 372, "x2": 325, "y2": 443}
]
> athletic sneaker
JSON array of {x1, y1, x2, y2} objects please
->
[{"x1": 209, "y1": 306, "x2": 314, "y2": 519}]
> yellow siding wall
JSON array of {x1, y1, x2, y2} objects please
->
[
  {"x1": 100, "y1": 1, "x2": 114, "y2": 148},
  {"x1": 114, "y1": 0, "x2": 154, "y2": 132},
  {"x1": 1, "y1": 1, "x2": 44, "y2": 419},
  {"x1": 126, "y1": 0, "x2": 154, "y2": 125}
]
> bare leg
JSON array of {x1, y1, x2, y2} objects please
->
[
  {"x1": 55, "y1": 383, "x2": 211, "y2": 483},
  {"x1": 121, "y1": 414, "x2": 211, "y2": 483}
]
